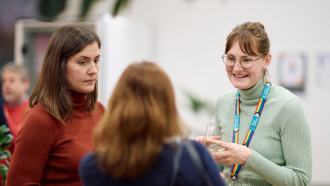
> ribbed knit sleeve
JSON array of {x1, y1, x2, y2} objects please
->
[
  {"x1": 244, "y1": 97, "x2": 312, "y2": 186},
  {"x1": 7, "y1": 107, "x2": 59, "y2": 186}
]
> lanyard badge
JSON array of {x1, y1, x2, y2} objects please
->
[{"x1": 230, "y1": 79, "x2": 272, "y2": 182}]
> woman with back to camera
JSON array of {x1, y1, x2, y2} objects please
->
[
  {"x1": 7, "y1": 24, "x2": 106, "y2": 186},
  {"x1": 195, "y1": 22, "x2": 312, "y2": 186},
  {"x1": 78, "y1": 62, "x2": 225, "y2": 186}
]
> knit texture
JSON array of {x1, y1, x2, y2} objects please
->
[
  {"x1": 216, "y1": 75, "x2": 312, "y2": 186},
  {"x1": 7, "y1": 91, "x2": 106, "y2": 186}
]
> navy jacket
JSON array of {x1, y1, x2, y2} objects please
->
[{"x1": 79, "y1": 140, "x2": 225, "y2": 186}]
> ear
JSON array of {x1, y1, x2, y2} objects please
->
[{"x1": 263, "y1": 53, "x2": 271, "y2": 69}]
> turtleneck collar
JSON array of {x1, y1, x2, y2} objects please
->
[
  {"x1": 70, "y1": 90, "x2": 86, "y2": 108},
  {"x1": 238, "y1": 73, "x2": 268, "y2": 105}
]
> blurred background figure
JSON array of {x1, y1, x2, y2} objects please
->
[
  {"x1": 1, "y1": 62, "x2": 30, "y2": 155},
  {"x1": 79, "y1": 61, "x2": 225, "y2": 186}
]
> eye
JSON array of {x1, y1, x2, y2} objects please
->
[
  {"x1": 79, "y1": 61, "x2": 86, "y2": 65},
  {"x1": 94, "y1": 59, "x2": 100, "y2": 63},
  {"x1": 227, "y1": 56, "x2": 235, "y2": 61},
  {"x1": 242, "y1": 58, "x2": 252, "y2": 63}
]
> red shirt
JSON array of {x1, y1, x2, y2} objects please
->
[
  {"x1": 7, "y1": 91, "x2": 105, "y2": 186},
  {"x1": 3, "y1": 98, "x2": 29, "y2": 155}
]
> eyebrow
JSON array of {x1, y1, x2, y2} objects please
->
[
  {"x1": 74, "y1": 55, "x2": 101, "y2": 61},
  {"x1": 227, "y1": 53, "x2": 250, "y2": 58}
]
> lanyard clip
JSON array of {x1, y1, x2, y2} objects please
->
[{"x1": 230, "y1": 176, "x2": 237, "y2": 186}]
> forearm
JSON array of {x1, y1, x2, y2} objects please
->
[{"x1": 244, "y1": 150, "x2": 310, "y2": 186}]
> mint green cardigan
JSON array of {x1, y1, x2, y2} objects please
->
[{"x1": 216, "y1": 75, "x2": 312, "y2": 186}]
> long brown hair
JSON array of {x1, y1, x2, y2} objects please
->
[
  {"x1": 93, "y1": 61, "x2": 186, "y2": 179},
  {"x1": 29, "y1": 24, "x2": 101, "y2": 123},
  {"x1": 225, "y1": 22, "x2": 270, "y2": 56}
]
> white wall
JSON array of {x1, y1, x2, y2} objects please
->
[
  {"x1": 98, "y1": 14, "x2": 155, "y2": 105},
  {"x1": 85, "y1": 0, "x2": 330, "y2": 184}
]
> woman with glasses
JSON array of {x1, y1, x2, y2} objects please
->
[{"x1": 195, "y1": 22, "x2": 312, "y2": 186}]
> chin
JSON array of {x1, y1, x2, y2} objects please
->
[
  {"x1": 231, "y1": 82, "x2": 250, "y2": 89},
  {"x1": 83, "y1": 89, "x2": 95, "y2": 93}
]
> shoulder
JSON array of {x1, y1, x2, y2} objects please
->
[
  {"x1": 96, "y1": 102, "x2": 106, "y2": 114},
  {"x1": 218, "y1": 89, "x2": 237, "y2": 100},
  {"x1": 268, "y1": 84, "x2": 304, "y2": 110},
  {"x1": 188, "y1": 140, "x2": 206, "y2": 152},
  {"x1": 183, "y1": 140, "x2": 211, "y2": 160},
  {"x1": 79, "y1": 152, "x2": 96, "y2": 171},
  {"x1": 79, "y1": 152, "x2": 100, "y2": 177},
  {"x1": 22, "y1": 103, "x2": 60, "y2": 131},
  {"x1": 216, "y1": 89, "x2": 237, "y2": 108},
  {"x1": 269, "y1": 84, "x2": 297, "y2": 100}
]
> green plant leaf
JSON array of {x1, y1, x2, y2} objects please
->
[
  {"x1": 0, "y1": 152, "x2": 8, "y2": 160},
  {"x1": 38, "y1": 0, "x2": 66, "y2": 21},
  {"x1": 1, "y1": 144, "x2": 10, "y2": 151},
  {"x1": 0, "y1": 125, "x2": 9, "y2": 134},
  {"x1": 0, "y1": 135, "x2": 13, "y2": 146},
  {"x1": 181, "y1": 88, "x2": 216, "y2": 116},
  {"x1": 5, "y1": 151, "x2": 11, "y2": 160},
  {"x1": 0, "y1": 165, "x2": 8, "y2": 180},
  {"x1": 80, "y1": 0, "x2": 95, "y2": 18},
  {"x1": 112, "y1": 0, "x2": 131, "y2": 16}
]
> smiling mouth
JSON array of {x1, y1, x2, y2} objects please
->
[{"x1": 233, "y1": 74, "x2": 248, "y2": 78}]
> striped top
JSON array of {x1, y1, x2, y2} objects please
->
[{"x1": 215, "y1": 74, "x2": 312, "y2": 186}]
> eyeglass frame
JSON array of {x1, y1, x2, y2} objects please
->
[{"x1": 221, "y1": 54, "x2": 265, "y2": 69}]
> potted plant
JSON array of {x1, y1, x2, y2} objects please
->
[{"x1": 0, "y1": 125, "x2": 13, "y2": 185}]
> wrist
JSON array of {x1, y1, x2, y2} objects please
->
[{"x1": 242, "y1": 148, "x2": 252, "y2": 165}]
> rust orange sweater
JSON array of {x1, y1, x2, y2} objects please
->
[{"x1": 7, "y1": 91, "x2": 105, "y2": 186}]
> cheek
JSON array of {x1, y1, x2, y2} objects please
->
[{"x1": 225, "y1": 67, "x2": 232, "y2": 74}]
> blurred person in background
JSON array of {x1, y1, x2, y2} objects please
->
[
  {"x1": 7, "y1": 23, "x2": 106, "y2": 186},
  {"x1": 1, "y1": 62, "x2": 30, "y2": 155},
  {"x1": 79, "y1": 62, "x2": 225, "y2": 186},
  {"x1": 195, "y1": 22, "x2": 312, "y2": 186}
]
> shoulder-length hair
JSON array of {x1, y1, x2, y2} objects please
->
[
  {"x1": 93, "y1": 61, "x2": 187, "y2": 179},
  {"x1": 29, "y1": 23, "x2": 101, "y2": 123}
]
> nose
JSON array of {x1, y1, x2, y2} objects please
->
[
  {"x1": 232, "y1": 59, "x2": 244, "y2": 71},
  {"x1": 88, "y1": 61, "x2": 99, "y2": 76}
]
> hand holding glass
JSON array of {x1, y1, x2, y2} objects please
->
[{"x1": 205, "y1": 123, "x2": 226, "y2": 154}]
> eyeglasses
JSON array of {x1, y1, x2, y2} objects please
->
[{"x1": 221, "y1": 54, "x2": 264, "y2": 69}]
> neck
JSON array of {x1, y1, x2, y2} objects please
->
[
  {"x1": 70, "y1": 89, "x2": 86, "y2": 108},
  {"x1": 6, "y1": 94, "x2": 28, "y2": 107},
  {"x1": 242, "y1": 71, "x2": 265, "y2": 90},
  {"x1": 239, "y1": 73, "x2": 267, "y2": 101}
]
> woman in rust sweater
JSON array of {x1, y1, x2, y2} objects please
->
[{"x1": 7, "y1": 24, "x2": 106, "y2": 186}]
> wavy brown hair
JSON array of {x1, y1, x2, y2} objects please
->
[
  {"x1": 93, "y1": 61, "x2": 186, "y2": 179},
  {"x1": 225, "y1": 22, "x2": 270, "y2": 57},
  {"x1": 29, "y1": 24, "x2": 101, "y2": 123}
]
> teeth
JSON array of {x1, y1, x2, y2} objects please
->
[{"x1": 235, "y1": 74, "x2": 247, "y2": 78}]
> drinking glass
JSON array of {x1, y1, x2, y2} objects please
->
[{"x1": 205, "y1": 123, "x2": 228, "y2": 154}]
